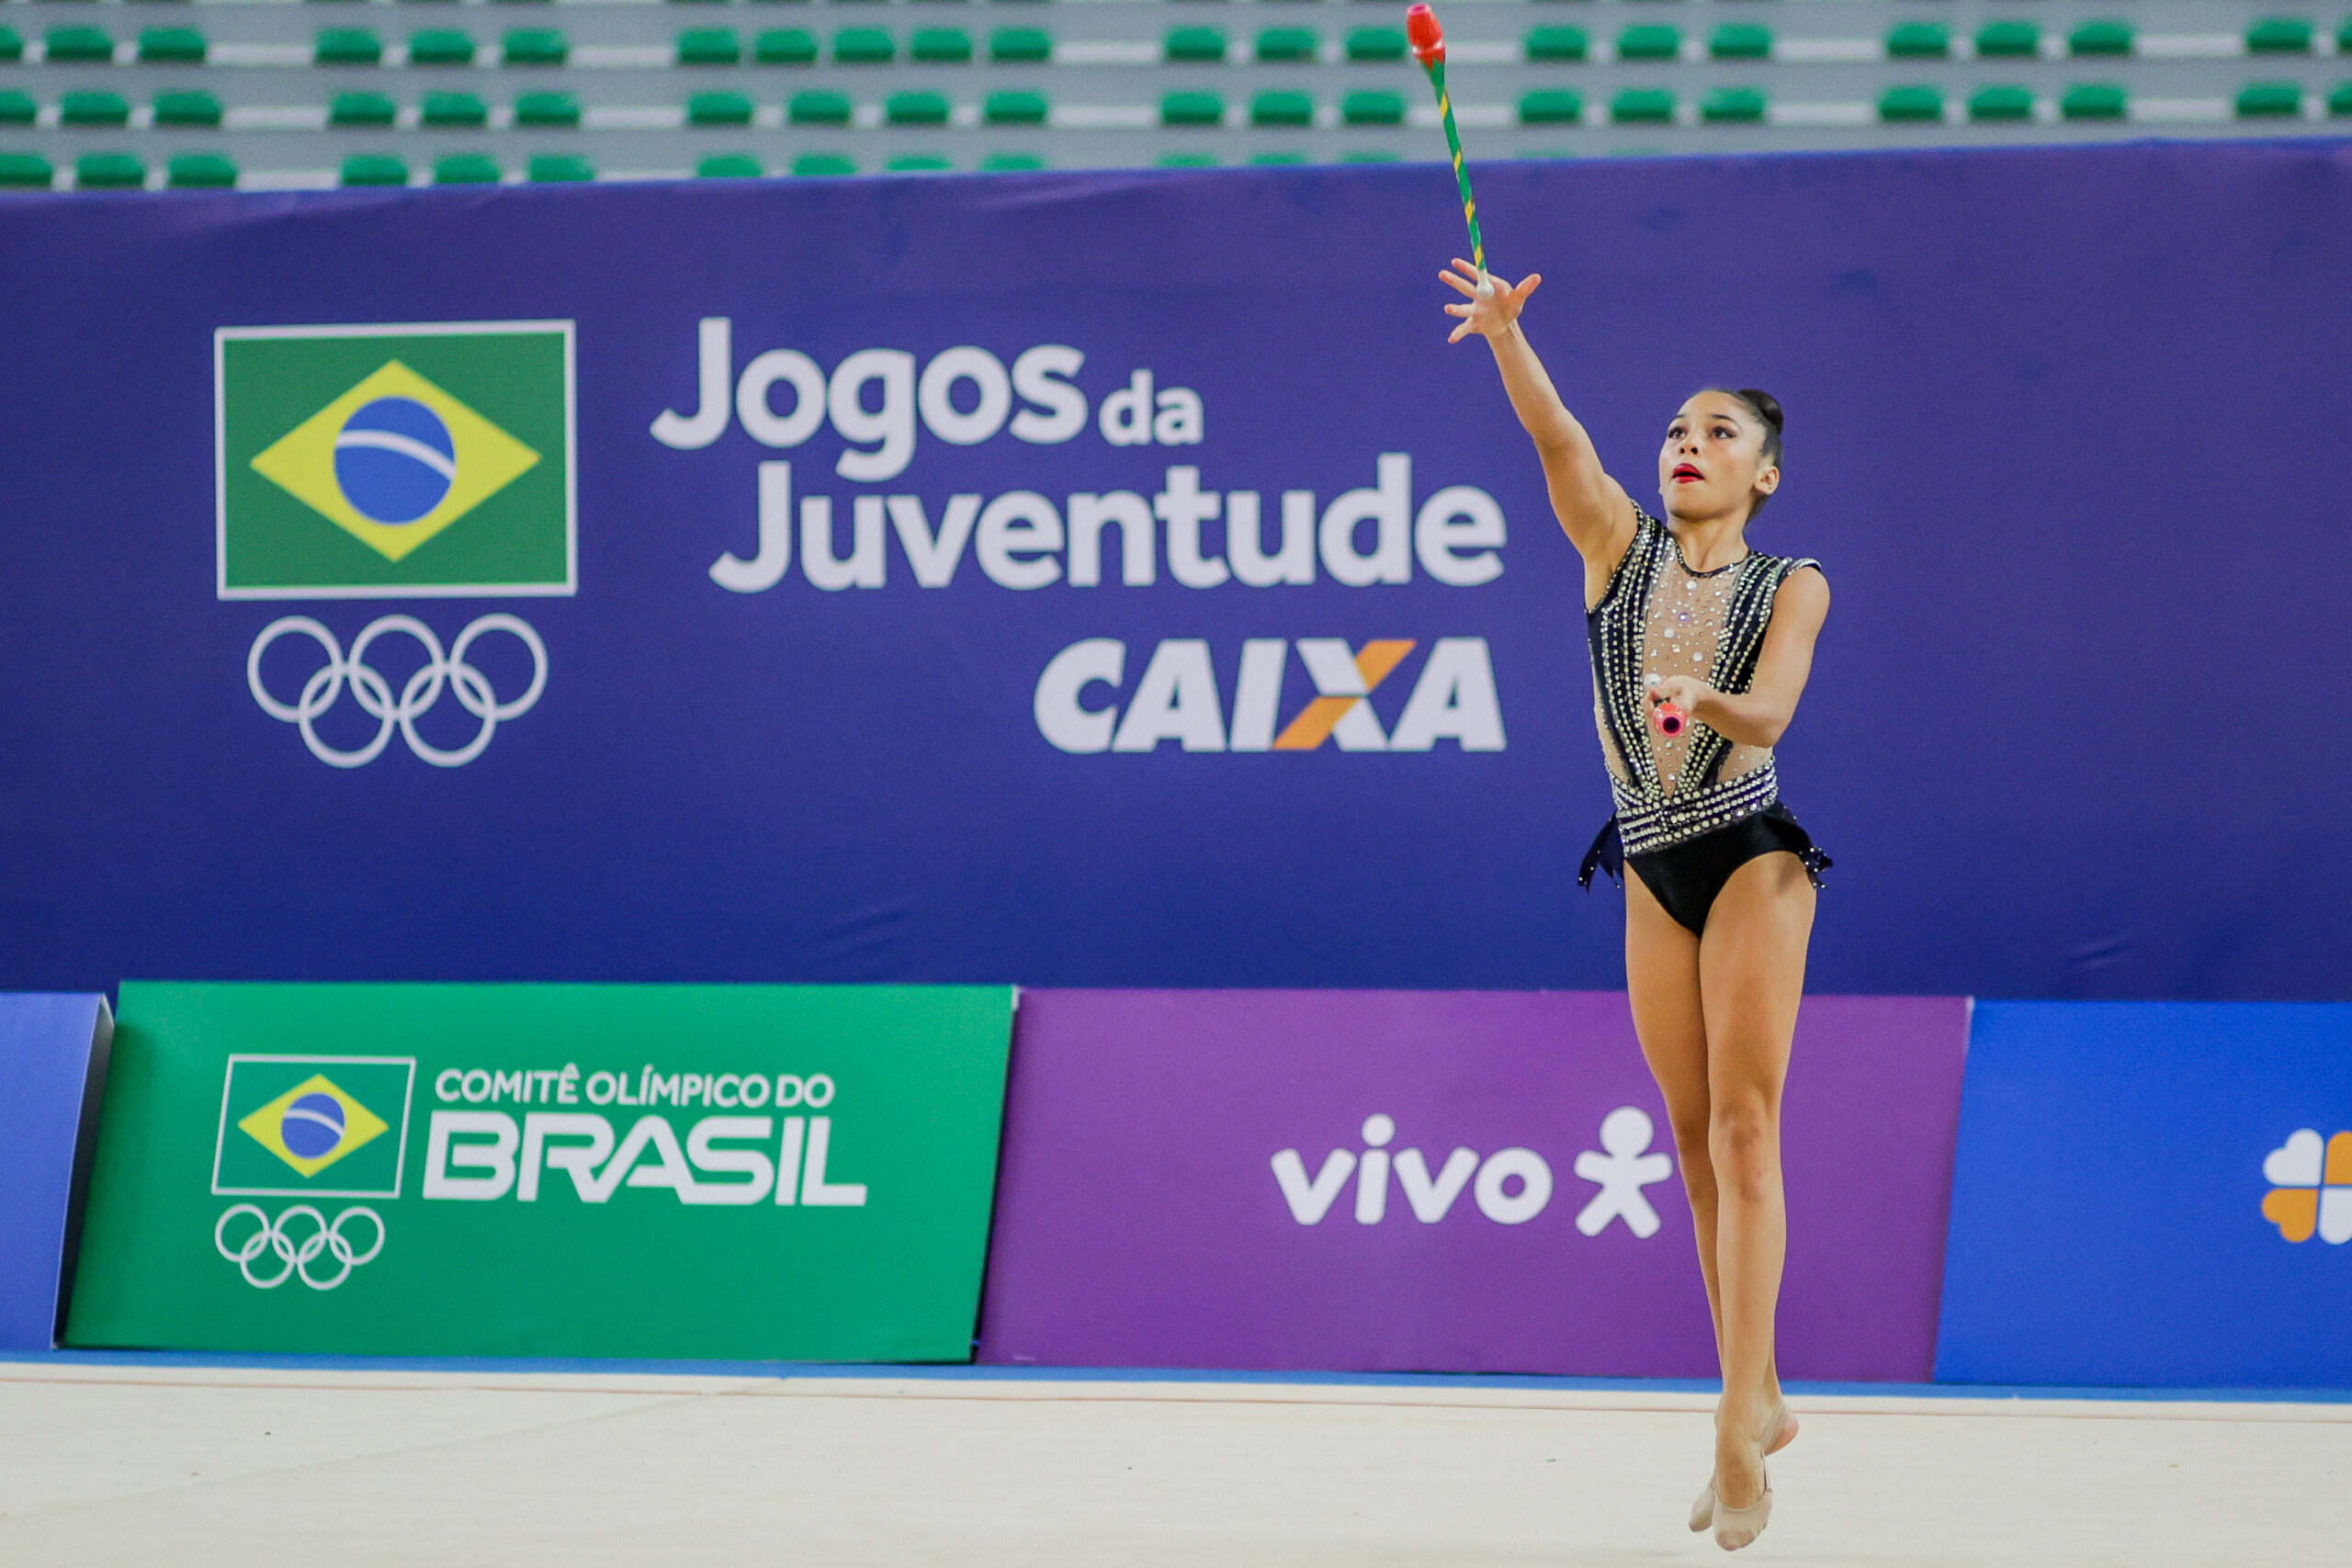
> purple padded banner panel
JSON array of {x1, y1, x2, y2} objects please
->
[{"x1": 979, "y1": 989, "x2": 1968, "y2": 1379}]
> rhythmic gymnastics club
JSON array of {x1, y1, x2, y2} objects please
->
[{"x1": 1407, "y1": 5, "x2": 1491, "y2": 297}]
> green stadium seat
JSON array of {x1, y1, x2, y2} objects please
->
[
  {"x1": 316, "y1": 29, "x2": 384, "y2": 67},
  {"x1": 46, "y1": 28, "x2": 117, "y2": 65},
  {"x1": 1251, "y1": 152, "x2": 1308, "y2": 166},
  {"x1": 1518, "y1": 88, "x2": 1582, "y2": 125},
  {"x1": 421, "y1": 90, "x2": 488, "y2": 127},
  {"x1": 1615, "y1": 27, "x2": 1679, "y2": 62},
  {"x1": 984, "y1": 88, "x2": 1047, "y2": 124},
  {"x1": 1527, "y1": 28, "x2": 1588, "y2": 62},
  {"x1": 409, "y1": 30, "x2": 476, "y2": 66},
  {"x1": 2061, "y1": 81, "x2": 2128, "y2": 118},
  {"x1": 1341, "y1": 151, "x2": 1400, "y2": 164},
  {"x1": 0, "y1": 92, "x2": 34, "y2": 128},
  {"x1": 340, "y1": 154, "x2": 411, "y2": 187},
  {"x1": 60, "y1": 90, "x2": 131, "y2": 128},
  {"x1": 530, "y1": 153, "x2": 595, "y2": 182},
  {"x1": 793, "y1": 153, "x2": 857, "y2": 177},
  {"x1": 434, "y1": 152, "x2": 502, "y2": 186},
  {"x1": 2340, "y1": 19, "x2": 2352, "y2": 54},
  {"x1": 888, "y1": 154, "x2": 953, "y2": 172},
  {"x1": 1969, "y1": 84, "x2": 2035, "y2": 121},
  {"x1": 1256, "y1": 28, "x2": 1317, "y2": 63},
  {"x1": 1886, "y1": 23, "x2": 1950, "y2": 60},
  {"x1": 1157, "y1": 152, "x2": 1217, "y2": 169},
  {"x1": 833, "y1": 28, "x2": 895, "y2": 65},
  {"x1": 1973, "y1": 22, "x2": 2041, "y2": 60},
  {"x1": 2067, "y1": 22, "x2": 2133, "y2": 59},
  {"x1": 910, "y1": 28, "x2": 973, "y2": 62},
  {"x1": 981, "y1": 152, "x2": 1045, "y2": 171},
  {"x1": 2245, "y1": 18, "x2": 2315, "y2": 54},
  {"x1": 77, "y1": 152, "x2": 147, "y2": 190},
  {"x1": 503, "y1": 30, "x2": 570, "y2": 66},
  {"x1": 788, "y1": 90, "x2": 852, "y2": 125},
  {"x1": 1701, "y1": 85, "x2": 1766, "y2": 123},
  {"x1": 1342, "y1": 88, "x2": 1404, "y2": 125},
  {"x1": 1709, "y1": 26, "x2": 1770, "y2": 62},
  {"x1": 1250, "y1": 90, "x2": 1312, "y2": 127},
  {"x1": 756, "y1": 29, "x2": 820, "y2": 63},
  {"x1": 1160, "y1": 90, "x2": 1224, "y2": 127},
  {"x1": 138, "y1": 28, "x2": 207, "y2": 64},
  {"x1": 513, "y1": 90, "x2": 580, "y2": 127},
  {"x1": 2236, "y1": 80, "x2": 2305, "y2": 116},
  {"x1": 677, "y1": 28, "x2": 741, "y2": 65},
  {"x1": 1878, "y1": 84, "x2": 1944, "y2": 121},
  {"x1": 989, "y1": 28, "x2": 1051, "y2": 63},
  {"x1": 153, "y1": 89, "x2": 222, "y2": 128},
  {"x1": 0, "y1": 152, "x2": 53, "y2": 190},
  {"x1": 697, "y1": 152, "x2": 763, "y2": 177},
  {"x1": 2332, "y1": 80, "x2": 2352, "y2": 117},
  {"x1": 0, "y1": 30, "x2": 21, "y2": 66},
  {"x1": 1345, "y1": 28, "x2": 1405, "y2": 62},
  {"x1": 688, "y1": 91, "x2": 755, "y2": 125},
  {"x1": 167, "y1": 152, "x2": 236, "y2": 189},
  {"x1": 1166, "y1": 28, "x2": 1227, "y2": 63},
  {"x1": 1610, "y1": 87, "x2": 1675, "y2": 124},
  {"x1": 330, "y1": 92, "x2": 399, "y2": 128},
  {"x1": 886, "y1": 89, "x2": 950, "y2": 124}
]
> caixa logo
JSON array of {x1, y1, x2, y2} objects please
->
[
  {"x1": 1272, "y1": 1110, "x2": 1674, "y2": 1236},
  {"x1": 1036, "y1": 637, "x2": 1503, "y2": 753}
]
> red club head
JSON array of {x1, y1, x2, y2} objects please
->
[{"x1": 1407, "y1": 4, "x2": 1446, "y2": 65}]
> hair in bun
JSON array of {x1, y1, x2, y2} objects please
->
[{"x1": 1702, "y1": 387, "x2": 1784, "y2": 518}]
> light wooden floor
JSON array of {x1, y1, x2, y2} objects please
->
[{"x1": 1, "y1": 1360, "x2": 2344, "y2": 1565}]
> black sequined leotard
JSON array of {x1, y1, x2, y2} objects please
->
[{"x1": 1577, "y1": 508, "x2": 1829, "y2": 934}]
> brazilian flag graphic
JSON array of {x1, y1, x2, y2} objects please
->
[
  {"x1": 211, "y1": 1055, "x2": 417, "y2": 1198},
  {"x1": 216, "y1": 322, "x2": 573, "y2": 598}
]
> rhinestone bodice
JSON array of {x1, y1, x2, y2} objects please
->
[{"x1": 1588, "y1": 510, "x2": 1820, "y2": 855}]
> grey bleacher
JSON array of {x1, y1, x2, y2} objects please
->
[{"x1": 0, "y1": 0, "x2": 2346, "y2": 189}]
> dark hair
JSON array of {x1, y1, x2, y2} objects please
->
[{"x1": 1702, "y1": 386, "x2": 1784, "y2": 517}]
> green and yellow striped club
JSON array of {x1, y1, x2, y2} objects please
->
[{"x1": 1407, "y1": 4, "x2": 1487, "y2": 286}]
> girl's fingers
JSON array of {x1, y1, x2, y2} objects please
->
[
  {"x1": 1443, "y1": 302, "x2": 1470, "y2": 317},
  {"x1": 1439, "y1": 269, "x2": 1477, "y2": 299},
  {"x1": 1517, "y1": 273, "x2": 1544, "y2": 301},
  {"x1": 1447, "y1": 321, "x2": 1474, "y2": 344}
]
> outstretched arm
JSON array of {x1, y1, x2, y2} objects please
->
[{"x1": 1441, "y1": 261, "x2": 1637, "y2": 587}]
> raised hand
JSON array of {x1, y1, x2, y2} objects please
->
[{"x1": 1441, "y1": 260, "x2": 1542, "y2": 344}]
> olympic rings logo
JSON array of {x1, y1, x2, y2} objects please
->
[
  {"x1": 214, "y1": 1203, "x2": 387, "y2": 1292},
  {"x1": 246, "y1": 615, "x2": 548, "y2": 769}
]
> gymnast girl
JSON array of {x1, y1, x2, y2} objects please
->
[{"x1": 1442, "y1": 261, "x2": 1829, "y2": 1552}]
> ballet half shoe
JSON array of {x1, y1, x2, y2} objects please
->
[
  {"x1": 1693, "y1": 1404, "x2": 1792, "y2": 1533},
  {"x1": 1713, "y1": 1480, "x2": 1771, "y2": 1552}
]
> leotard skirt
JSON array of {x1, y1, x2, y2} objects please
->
[{"x1": 1578, "y1": 801, "x2": 1829, "y2": 937}]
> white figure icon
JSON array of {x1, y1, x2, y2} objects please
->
[{"x1": 1572, "y1": 1107, "x2": 1675, "y2": 1238}]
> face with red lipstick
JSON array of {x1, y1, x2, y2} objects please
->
[{"x1": 1658, "y1": 391, "x2": 1780, "y2": 525}]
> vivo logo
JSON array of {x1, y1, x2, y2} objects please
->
[{"x1": 1271, "y1": 1109, "x2": 1674, "y2": 1236}]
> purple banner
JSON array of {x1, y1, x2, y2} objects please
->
[{"x1": 978, "y1": 989, "x2": 1967, "y2": 1380}]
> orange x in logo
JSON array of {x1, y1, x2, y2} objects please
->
[{"x1": 1273, "y1": 639, "x2": 1418, "y2": 750}]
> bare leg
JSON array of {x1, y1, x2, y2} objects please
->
[
  {"x1": 1697, "y1": 851, "x2": 1815, "y2": 1510},
  {"x1": 1623, "y1": 871, "x2": 1794, "y2": 1516}
]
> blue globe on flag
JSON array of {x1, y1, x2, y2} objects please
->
[
  {"x1": 279, "y1": 1091, "x2": 348, "y2": 1160},
  {"x1": 333, "y1": 396, "x2": 456, "y2": 525}
]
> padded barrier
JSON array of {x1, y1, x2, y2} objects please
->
[
  {"x1": 979, "y1": 989, "x2": 1968, "y2": 1380},
  {"x1": 1937, "y1": 1001, "x2": 2352, "y2": 1389},
  {"x1": 66, "y1": 982, "x2": 1012, "y2": 1360},
  {"x1": 0, "y1": 993, "x2": 111, "y2": 1350}
]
